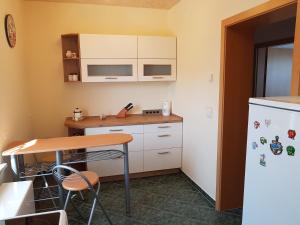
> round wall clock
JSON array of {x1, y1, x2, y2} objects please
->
[{"x1": 5, "y1": 14, "x2": 16, "y2": 48}]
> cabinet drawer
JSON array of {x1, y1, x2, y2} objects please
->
[
  {"x1": 87, "y1": 151, "x2": 143, "y2": 177},
  {"x1": 85, "y1": 125, "x2": 143, "y2": 135},
  {"x1": 144, "y1": 123, "x2": 182, "y2": 133},
  {"x1": 144, "y1": 132, "x2": 182, "y2": 150},
  {"x1": 144, "y1": 148, "x2": 181, "y2": 172},
  {"x1": 87, "y1": 133, "x2": 143, "y2": 152}
]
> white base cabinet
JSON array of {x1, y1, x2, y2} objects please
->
[{"x1": 85, "y1": 122, "x2": 182, "y2": 177}]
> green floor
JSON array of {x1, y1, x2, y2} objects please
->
[{"x1": 66, "y1": 173, "x2": 242, "y2": 225}]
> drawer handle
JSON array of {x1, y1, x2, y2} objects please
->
[
  {"x1": 105, "y1": 77, "x2": 118, "y2": 80},
  {"x1": 152, "y1": 76, "x2": 164, "y2": 79},
  {"x1": 158, "y1": 126, "x2": 171, "y2": 129},
  {"x1": 109, "y1": 129, "x2": 124, "y2": 132},
  {"x1": 158, "y1": 134, "x2": 171, "y2": 138},
  {"x1": 158, "y1": 151, "x2": 170, "y2": 155}
]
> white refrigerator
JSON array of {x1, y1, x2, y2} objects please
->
[{"x1": 243, "y1": 96, "x2": 300, "y2": 225}]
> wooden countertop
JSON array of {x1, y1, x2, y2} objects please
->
[
  {"x1": 65, "y1": 114, "x2": 183, "y2": 129},
  {"x1": 2, "y1": 133, "x2": 133, "y2": 156}
]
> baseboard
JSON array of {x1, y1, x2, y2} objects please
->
[
  {"x1": 180, "y1": 171, "x2": 216, "y2": 208},
  {"x1": 100, "y1": 168, "x2": 181, "y2": 182}
]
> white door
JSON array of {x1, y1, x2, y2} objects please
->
[
  {"x1": 243, "y1": 103, "x2": 300, "y2": 225},
  {"x1": 138, "y1": 36, "x2": 176, "y2": 59},
  {"x1": 80, "y1": 34, "x2": 137, "y2": 59}
]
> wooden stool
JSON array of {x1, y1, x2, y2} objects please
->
[{"x1": 52, "y1": 165, "x2": 113, "y2": 225}]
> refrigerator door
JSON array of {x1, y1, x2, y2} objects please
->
[{"x1": 243, "y1": 103, "x2": 300, "y2": 225}]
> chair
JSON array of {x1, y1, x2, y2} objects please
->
[{"x1": 52, "y1": 165, "x2": 113, "y2": 225}]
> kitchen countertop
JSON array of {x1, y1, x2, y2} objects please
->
[{"x1": 64, "y1": 114, "x2": 183, "y2": 129}]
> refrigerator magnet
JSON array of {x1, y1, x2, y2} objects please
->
[
  {"x1": 254, "y1": 121, "x2": 260, "y2": 129},
  {"x1": 252, "y1": 142, "x2": 258, "y2": 150},
  {"x1": 260, "y1": 137, "x2": 267, "y2": 145},
  {"x1": 288, "y1": 130, "x2": 296, "y2": 140},
  {"x1": 260, "y1": 154, "x2": 266, "y2": 167},
  {"x1": 270, "y1": 136, "x2": 283, "y2": 155},
  {"x1": 265, "y1": 119, "x2": 271, "y2": 128},
  {"x1": 286, "y1": 146, "x2": 295, "y2": 156}
]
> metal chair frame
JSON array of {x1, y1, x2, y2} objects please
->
[{"x1": 52, "y1": 165, "x2": 113, "y2": 225}]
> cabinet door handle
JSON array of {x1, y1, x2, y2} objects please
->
[
  {"x1": 157, "y1": 151, "x2": 170, "y2": 155},
  {"x1": 109, "y1": 129, "x2": 124, "y2": 132},
  {"x1": 158, "y1": 126, "x2": 171, "y2": 129},
  {"x1": 152, "y1": 76, "x2": 164, "y2": 79},
  {"x1": 158, "y1": 134, "x2": 171, "y2": 138},
  {"x1": 105, "y1": 77, "x2": 118, "y2": 80}
]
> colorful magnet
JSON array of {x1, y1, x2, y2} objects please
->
[
  {"x1": 260, "y1": 154, "x2": 266, "y2": 167},
  {"x1": 286, "y1": 146, "x2": 296, "y2": 156},
  {"x1": 260, "y1": 137, "x2": 267, "y2": 145},
  {"x1": 252, "y1": 142, "x2": 258, "y2": 150},
  {"x1": 270, "y1": 136, "x2": 283, "y2": 155},
  {"x1": 288, "y1": 130, "x2": 296, "y2": 140},
  {"x1": 265, "y1": 119, "x2": 271, "y2": 128},
  {"x1": 254, "y1": 121, "x2": 260, "y2": 129}
]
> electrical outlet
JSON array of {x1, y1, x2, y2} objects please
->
[{"x1": 143, "y1": 109, "x2": 162, "y2": 116}]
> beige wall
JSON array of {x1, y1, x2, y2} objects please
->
[
  {"x1": 167, "y1": 0, "x2": 268, "y2": 199},
  {"x1": 24, "y1": 1, "x2": 173, "y2": 138},
  {"x1": 0, "y1": 0, "x2": 32, "y2": 181}
]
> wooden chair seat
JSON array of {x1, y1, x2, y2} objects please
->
[{"x1": 62, "y1": 171, "x2": 99, "y2": 191}]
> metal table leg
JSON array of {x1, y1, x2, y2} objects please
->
[
  {"x1": 56, "y1": 151, "x2": 64, "y2": 209},
  {"x1": 10, "y1": 155, "x2": 20, "y2": 181},
  {"x1": 123, "y1": 143, "x2": 131, "y2": 216}
]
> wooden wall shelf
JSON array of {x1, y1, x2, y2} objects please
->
[{"x1": 61, "y1": 34, "x2": 81, "y2": 82}]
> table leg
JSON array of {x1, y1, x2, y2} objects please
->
[
  {"x1": 56, "y1": 151, "x2": 64, "y2": 209},
  {"x1": 10, "y1": 155, "x2": 19, "y2": 181},
  {"x1": 123, "y1": 143, "x2": 131, "y2": 216}
]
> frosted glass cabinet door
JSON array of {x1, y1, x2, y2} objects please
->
[
  {"x1": 138, "y1": 59, "x2": 176, "y2": 81},
  {"x1": 81, "y1": 58, "x2": 138, "y2": 82}
]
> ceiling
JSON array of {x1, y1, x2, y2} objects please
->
[{"x1": 25, "y1": 0, "x2": 181, "y2": 9}]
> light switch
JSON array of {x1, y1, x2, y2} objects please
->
[
  {"x1": 209, "y1": 73, "x2": 214, "y2": 82},
  {"x1": 206, "y1": 107, "x2": 213, "y2": 118}
]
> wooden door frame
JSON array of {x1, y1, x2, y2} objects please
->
[{"x1": 216, "y1": 0, "x2": 298, "y2": 211}]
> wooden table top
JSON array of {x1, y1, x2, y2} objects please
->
[
  {"x1": 65, "y1": 114, "x2": 183, "y2": 129},
  {"x1": 2, "y1": 133, "x2": 133, "y2": 156}
]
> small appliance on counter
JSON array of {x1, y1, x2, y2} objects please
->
[
  {"x1": 116, "y1": 103, "x2": 134, "y2": 118},
  {"x1": 162, "y1": 101, "x2": 171, "y2": 116},
  {"x1": 72, "y1": 108, "x2": 84, "y2": 121}
]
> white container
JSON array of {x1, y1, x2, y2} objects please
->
[{"x1": 162, "y1": 101, "x2": 171, "y2": 116}]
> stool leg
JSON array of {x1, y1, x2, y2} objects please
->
[
  {"x1": 79, "y1": 191, "x2": 85, "y2": 201},
  {"x1": 64, "y1": 190, "x2": 71, "y2": 210},
  {"x1": 87, "y1": 195, "x2": 97, "y2": 225},
  {"x1": 93, "y1": 182, "x2": 113, "y2": 225}
]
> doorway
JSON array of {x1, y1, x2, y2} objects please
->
[
  {"x1": 254, "y1": 41, "x2": 294, "y2": 97},
  {"x1": 216, "y1": 0, "x2": 298, "y2": 211}
]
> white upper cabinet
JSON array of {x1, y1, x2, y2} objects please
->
[
  {"x1": 138, "y1": 36, "x2": 177, "y2": 59},
  {"x1": 80, "y1": 34, "x2": 137, "y2": 59}
]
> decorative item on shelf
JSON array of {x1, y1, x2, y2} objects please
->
[
  {"x1": 99, "y1": 114, "x2": 106, "y2": 120},
  {"x1": 252, "y1": 142, "x2": 258, "y2": 150},
  {"x1": 72, "y1": 74, "x2": 78, "y2": 81},
  {"x1": 71, "y1": 52, "x2": 77, "y2": 58},
  {"x1": 265, "y1": 119, "x2": 271, "y2": 128},
  {"x1": 116, "y1": 103, "x2": 133, "y2": 118},
  {"x1": 66, "y1": 50, "x2": 72, "y2": 58},
  {"x1": 4, "y1": 14, "x2": 16, "y2": 48},
  {"x1": 162, "y1": 101, "x2": 171, "y2": 116},
  {"x1": 73, "y1": 108, "x2": 84, "y2": 121}
]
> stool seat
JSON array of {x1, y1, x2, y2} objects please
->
[{"x1": 62, "y1": 171, "x2": 99, "y2": 191}]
